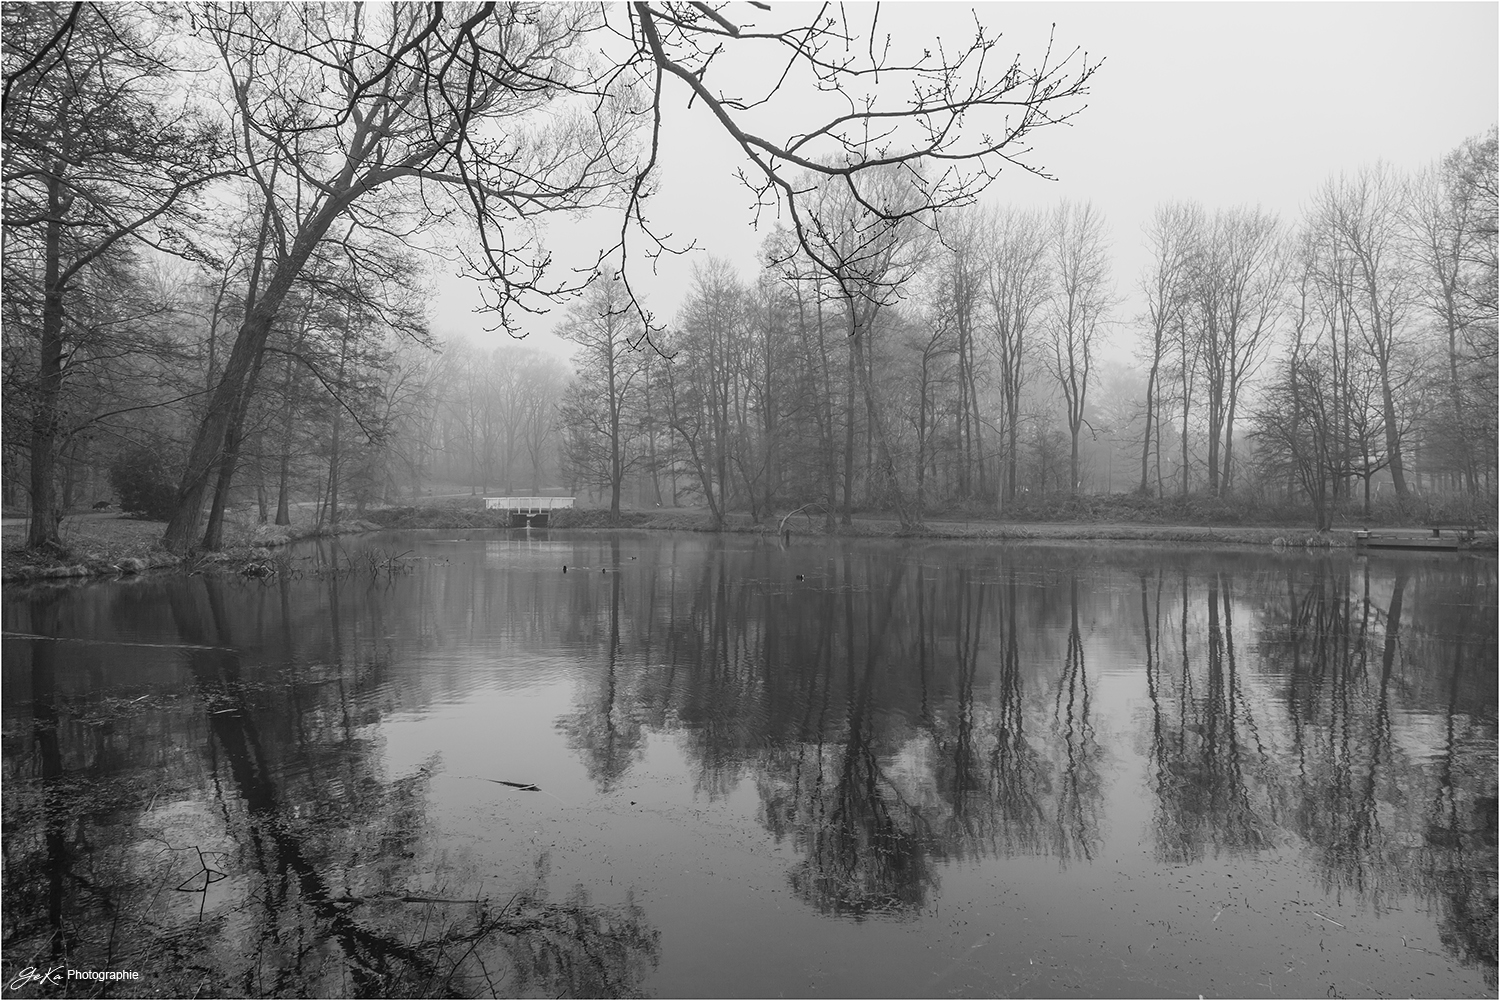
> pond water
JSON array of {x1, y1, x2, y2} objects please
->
[{"x1": 2, "y1": 531, "x2": 1495, "y2": 998}]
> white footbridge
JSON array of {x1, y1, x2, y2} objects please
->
[{"x1": 484, "y1": 496, "x2": 575, "y2": 527}]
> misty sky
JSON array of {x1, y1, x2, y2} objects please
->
[{"x1": 427, "y1": 2, "x2": 1499, "y2": 363}]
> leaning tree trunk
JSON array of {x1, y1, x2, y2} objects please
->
[
  {"x1": 1379, "y1": 373, "x2": 1409, "y2": 499},
  {"x1": 165, "y1": 307, "x2": 282, "y2": 550},
  {"x1": 203, "y1": 181, "x2": 282, "y2": 550},
  {"x1": 162, "y1": 198, "x2": 342, "y2": 554},
  {"x1": 202, "y1": 347, "x2": 268, "y2": 550}
]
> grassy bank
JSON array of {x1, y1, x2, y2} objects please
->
[
  {"x1": 546, "y1": 506, "x2": 1353, "y2": 549},
  {"x1": 7, "y1": 491, "x2": 1492, "y2": 585},
  {"x1": 0, "y1": 511, "x2": 385, "y2": 584}
]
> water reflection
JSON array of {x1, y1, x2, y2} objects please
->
[
  {"x1": 1148, "y1": 572, "x2": 1279, "y2": 863},
  {"x1": 3, "y1": 569, "x2": 660, "y2": 997},
  {"x1": 540, "y1": 539, "x2": 1494, "y2": 983},
  {"x1": 3, "y1": 535, "x2": 1495, "y2": 995}
]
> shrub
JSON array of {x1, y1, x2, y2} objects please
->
[{"x1": 108, "y1": 448, "x2": 176, "y2": 520}]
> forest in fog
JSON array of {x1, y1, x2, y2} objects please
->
[{"x1": 3, "y1": 3, "x2": 1495, "y2": 550}]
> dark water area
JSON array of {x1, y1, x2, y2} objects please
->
[{"x1": 2, "y1": 531, "x2": 1495, "y2": 998}]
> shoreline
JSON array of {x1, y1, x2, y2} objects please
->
[
  {"x1": 0, "y1": 508, "x2": 1365, "y2": 586},
  {"x1": 4, "y1": 506, "x2": 1495, "y2": 585}
]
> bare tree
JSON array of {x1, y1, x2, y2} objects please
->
[
  {"x1": 670, "y1": 258, "x2": 745, "y2": 527},
  {"x1": 1408, "y1": 128, "x2": 1499, "y2": 492},
  {"x1": 516, "y1": 350, "x2": 566, "y2": 495},
  {"x1": 1043, "y1": 201, "x2": 1110, "y2": 496},
  {"x1": 771, "y1": 231, "x2": 847, "y2": 531},
  {"x1": 161, "y1": 3, "x2": 635, "y2": 551},
  {"x1": 903, "y1": 306, "x2": 956, "y2": 519},
  {"x1": 1253, "y1": 244, "x2": 1337, "y2": 529},
  {"x1": 934, "y1": 209, "x2": 989, "y2": 501},
  {"x1": 1136, "y1": 203, "x2": 1199, "y2": 495},
  {"x1": 2, "y1": 2, "x2": 227, "y2": 548},
  {"x1": 1311, "y1": 166, "x2": 1416, "y2": 499},
  {"x1": 983, "y1": 207, "x2": 1051, "y2": 507},
  {"x1": 1192, "y1": 208, "x2": 1282, "y2": 494},
  {"x1": 557, "y1": 276, "x2": 646, "y2": 520},
  {"x1": 800, "y1": 165, "x2": 932, "y2": 528}
]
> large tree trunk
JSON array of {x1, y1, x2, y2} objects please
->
[
  {"x1": 1443, "y1": 299, "x2": 1476, "y2": 492},
  {"x1": 1380, "y1": 374, "x2": 1409, "y2": 498},
  {"x1": 1068, "y1": 421, "x2": 1080, "y2": 497},
  {"x1": 202, "y1": 346, "x2": 268, "y2": 550},
  {"x1": 1206, "y1": 384, "x2": 1222, "y2": 496},
  {"x1": 26, "y1": 177, "x2": 67, "y2": 550},
  {"x1": 165, "y1": 307, "x2": 280, "y2": 548},
  {"x1": 162, "y1": 199, "x2": 342, "y2": 553}
]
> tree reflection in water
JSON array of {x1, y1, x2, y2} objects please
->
[
  {"x1": 1051, "y1": 573, "x2": 1102, "y2": 863},
  {"x1": 1148, "y1": 570, "x2": 1278, "y2": 863},
  {"x1": 1, "y1": 574, "x2": 660, "y2": 998},
  {"x1": 557, "y1": 546, "x2": 646, "y2": 793},
  {"x1": 988, "y1": 569, "x2": 1049, "y2": 856},
  {"x1": 1151, "y1": 558, "x2": 1496, "y2": 990},
  {"x1": 4, "y1": 540, "x2": 1494, "y2": 992},
  {"x1": 1420, "y1": 592, "x2": 1497, "y2": 985},
  {"x1": 773, "y1": 558, "x2": 940, "y2": 917},
  {"x1": 548, "y1": 542, "x2": 1492, "y2": 984}
]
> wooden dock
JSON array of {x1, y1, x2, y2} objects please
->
[
  {"x1": 1354, "y1": 526, "x2": 1493, "y2": 553},
  {"x1": 484, "y1": 496, "x2": 575, "y2": 528}
]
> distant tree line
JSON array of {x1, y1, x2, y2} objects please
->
[{"x1": 556, "y1": 129, "x2": 1497, "y2": 528}]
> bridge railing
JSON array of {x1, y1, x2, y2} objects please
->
[{"x1": 484, "y1": 497, "x2": 576, "y2": 513}]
